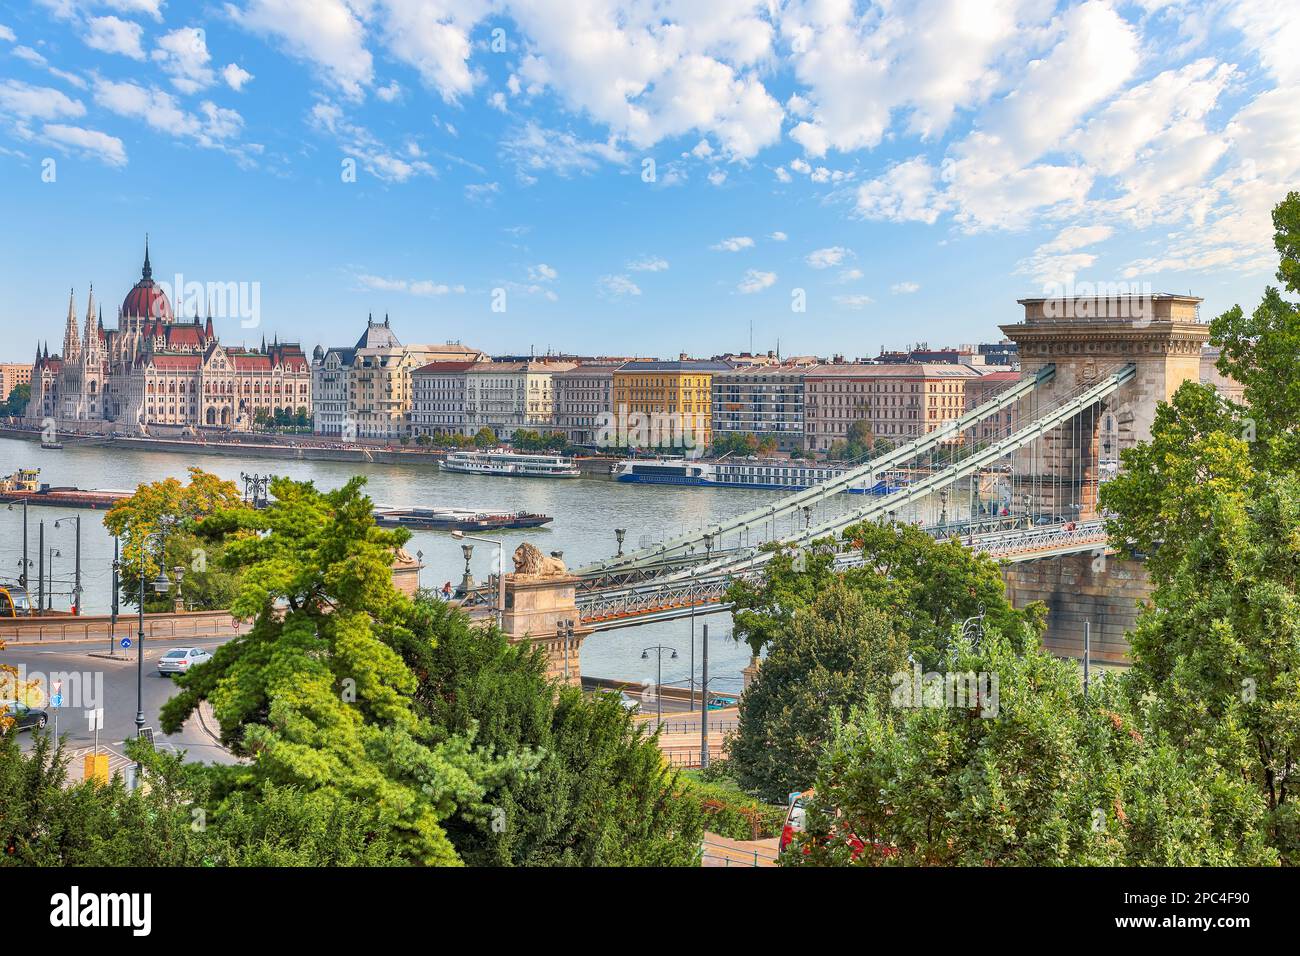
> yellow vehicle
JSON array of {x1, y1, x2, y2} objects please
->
[{"x1": 0, "y1": 584, "x2": 31, "y2": 617}]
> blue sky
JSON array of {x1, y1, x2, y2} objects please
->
[{"x1": 1, "y1": 0, "x2": 1297, "y2": 363}]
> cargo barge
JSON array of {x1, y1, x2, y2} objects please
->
[
  {"x1": 0, "y1": 469, "x2": 131, "y2": 510},
  {"x1": 372, "y1": 507, "x2": 553, "y2": 532}
]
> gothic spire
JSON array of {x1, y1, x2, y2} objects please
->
[
  {"x1": 63, "y1": 287, "x2": 81, "y2": 360},
  {"x1": 142, "y1": 234, "x2": 152, "y2": 280}
]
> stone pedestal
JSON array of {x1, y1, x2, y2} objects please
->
[
  {"x1": 742, "y1": 655, "x2": 761, "y2": 691},
  {"x1": 1002, "y1": 553, "x2": 1153, "y2": 664},
  {"x1": 501, "y1": 573, "x2": 590, "y2": 686}
]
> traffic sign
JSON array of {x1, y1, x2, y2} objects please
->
[
  {"x1": 120, "y1": 637, "x2": 132, "y2": 649},
  {"x1": 50, "y1": 693, "x2": 63, "y2": 708}
]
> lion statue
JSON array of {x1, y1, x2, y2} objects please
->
[{"x1": 512, "y1": 542, "x2": 567, "y2": 578}]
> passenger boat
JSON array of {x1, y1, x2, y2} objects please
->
[
  {"x1": 372, "y1": 506, "x2": 553, "y2": 532},
  {"x1": 40, "y1": 439, "x2": 63, "y2": 450},
  {"x1": 440, "y1": 449, "x2": 581, "y2": 478},
  {"x1": 612, "y1": 457, "x2": 907, "y2": 494}
]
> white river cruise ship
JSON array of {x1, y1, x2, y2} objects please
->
[{"x1": 440, "y1": 449, "x2": 582, "y2": 479}]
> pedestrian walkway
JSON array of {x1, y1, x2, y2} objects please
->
[{"x1": 701, "y1": 832, "x2": 779, "y2": 867}]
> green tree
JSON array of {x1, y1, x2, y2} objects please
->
[
  {"x1": 103, "y1": 468, "x2": 244, "y2": 611},
  {"x1": 159, "y1": 475, "x2": 517, "y2": 865},
  {"x1": 2, "y1": 382, "x2": 29, "y2": 417},
  {"x1": 474, "y1": 427, "x2": 498, "y2": 448},
  {"x1": 1101, "y1": 192, "x2": 1300, "y2": 862},
  {"x1": 392, "y1": 597, "x2": 703, "y2": 865},
  {"x1": 792, "y1": 633, "x2": 1273, "y2": 866},
  {"x1": 730, "y1": 581, "x2": 910, "y2": 802}
]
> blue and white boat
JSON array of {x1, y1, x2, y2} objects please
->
[{"x1": 613, "y1": 457, "x2": 905, "y2": 494}]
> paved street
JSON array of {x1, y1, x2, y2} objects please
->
[{"x1": 3, "y1": 635, "x2": 238, "y2": 768}]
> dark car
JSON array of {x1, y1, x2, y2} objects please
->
[{"x1": 1, "y1": 700, "x2": 48, "y2": 732}]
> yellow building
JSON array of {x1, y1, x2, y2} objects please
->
[{"x1": 612, "y1": 360, "x2": 730, "y2": 450}]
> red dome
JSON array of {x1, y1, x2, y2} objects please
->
[
  {"x1": 121, "y1": 239, "x2": 172, "y2": 320},
  {"x1": 122, "y1": 280, "x2": 172, "y2": 320}
]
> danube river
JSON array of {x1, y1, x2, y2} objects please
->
[{"x1": 0, "y1": 437, "x2": 922, "y2": 691}]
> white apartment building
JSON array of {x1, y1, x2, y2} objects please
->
[
  {"x1": 553, "y1": 364, "x2": 617, "y2": 445},
  {"x1": 464, "y1": 360, "x2": 575, "y2": 440}
]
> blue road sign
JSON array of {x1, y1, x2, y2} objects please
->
[
  {"x1": 50, "y1": 693, "x2": 63, "y2": 708},
  {"x1": 120, "y1": 637, "x2": 132, "y2": 649}
]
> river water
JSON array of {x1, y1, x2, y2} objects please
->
[{"x1": 1, "y1": 437, "x2": 931, "y2": 691}]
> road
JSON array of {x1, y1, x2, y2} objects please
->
[{"x1": 3, "y1": 635, "x2": 238, "y2": 769}]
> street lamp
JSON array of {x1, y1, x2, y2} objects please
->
[
  {"x1": 451, "y1": 530, "x2": 505, "y2": 628},
  {"x1": 640, "y1": 643, "x2": 678, "y2": 727},
  {"x1": 459, "y1": 542, "x2": 475, "y2": 593},
  {"x1": 46, "y1": 548, "x2": 61, "y2": 612},
  {"x1": 134, "y1": 524, "x2": 172, "y2": 786},
  {"x1": 6, "y1": 499, "x2": 28, "y2": 590},
  {"x1": 614, "y1": 528, "x2": 626, "y2": 558},
  {"x1": 54, "y1": 515, "x2": 82, "y2": 615}
]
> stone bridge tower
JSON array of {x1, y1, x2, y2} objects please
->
[
  {"x1": 999, "y1": 293, "x2": 1208, "y2": 520},
  {"x1": 998, "y1": 293, "x2": 1209, "y2": 663}
]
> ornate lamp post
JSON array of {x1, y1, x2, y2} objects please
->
[
  {"x1": 614, "y1": 528, "x2": 626, "y2": 558},
  {"x1": 459, "y1": 543, "x2": 475, "y2": 593}
]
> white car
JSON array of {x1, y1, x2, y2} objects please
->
[{"x1": 157, "y1": 646, "x2": 213, "y2": 677}]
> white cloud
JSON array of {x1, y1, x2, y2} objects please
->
[
  {"x1": 528, "y1": 263, "x2": 558, "y2": 281},
  {"x1": 228, "y1": 0, "x2": 372, "y2": 99},
  {"x1": 153, "y1": 27, "x2": 216, "y2": 94},
  {"x1": 308, "y1": 99, "x2": 435, "y2": 182},
  {"x1": 358, "y1": 273, "x2": 465, "y2": 296},
  {"x1": 376, "y1": 0, "x2": 487, "y2": 103},
  {"x1": 1016, "y1": 225, "x2": 1114, "y2": 286},
  {"x1": 599, "y1": 274, "x2": 641, "y2": 297},
  {"x1": 0, "y1": 25, "x2": 15, "y2": 43},
  {"x1": 711, "y1": 235, "x2": 754, "y2": 252},
  {"x1": 464, "y1": 181, "x2": 499, "y2": 202},
  {"x1": 42, "y1": 123, "x2": 127, "y2": 166},
  {"x1": 83, "y1": 16, "x2": 145, "y2": 60},
  {"x1": 774, "y1": 165, "x2": 791, "y2": 183},
  {"x1": 0, "y1": 79, "x2": 85, "y2": 119},
  {"x1": 375, "y1": 81, "x2": 402, "y2": 102},
  {"x1": 487, "y1": 90, "x2": 507, "y2": 112},
  {"x1": 806, "y1": 246, "x2": 851, "y2": 269},
  {"x1": 737, "y1": 269, "x2": 776, "y2": 293},
  {"x1": 768, "y1": 231, "x2": 787, "y2": 241},
  {"x1": 13, "y1": 46, "x2": 48, "y2": 65},
  {"x1": 103, "y1": 0, "x2": 164, "y2": 21},
  {"x1": 708, "y1": 169, "x2": 727, "y2": 186},
  {"x1": 627, "y1": 256, "x2": 668, "y2": 272},
  {"x1": 855, "y1": 156, "x2": 945, "y2": 224},
  {"x1": 890, "y1": 281, "x2": 920, "y2": 294},
  {"x1": 833, "y1": 293, "x2": 874, "y2": 309},
  {"x1": 838, "y1": 268, "x2": 863, "y2": 282},
  {"x1": 782, "y1": 0, "x2": 1038, "y2": 156},
  {"x1": 223, "y1": 63, "x2": 254, "y2": 91},
  {"x1": 93, "y1": 78, "x2": 246, "y2": 150},
  {"x1": 510, "y1": 0, "x2": 783, "y2": 158},
  {"x1": 501, "y1": 121, "x2": 626, "y2": 178}
]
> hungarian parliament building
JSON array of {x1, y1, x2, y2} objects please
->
[{"x1": 25, "y1": 242, "x2": 310, "y2": 434}]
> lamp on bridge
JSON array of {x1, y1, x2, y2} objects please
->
[
  {"x1": 614, "y1": 528, "x2": 626, "y2": 558},
  {"x1": 459, "y1": 543, "x2": 475, "y2": 593}
]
